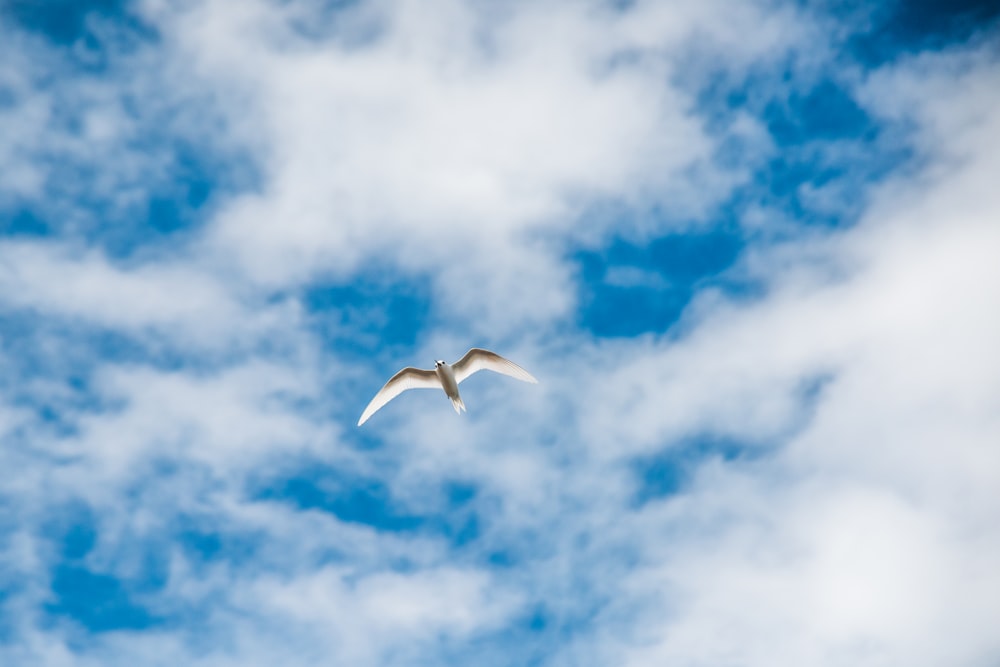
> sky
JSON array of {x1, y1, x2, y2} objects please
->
[{"x1": 1, "y1": 0, "x2": 999, "y2": 665}]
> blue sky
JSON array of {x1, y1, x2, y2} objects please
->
[{"x1": 2, "y1": 1, "x2": 1000, "y2": 665}]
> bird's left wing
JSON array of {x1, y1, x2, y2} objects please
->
[
  {"x1": 452, "y1": 348, "x2": 538, "y2": 385},
  {"x1": 358, "y1": 367, "x2": 440, "y2": 426}
]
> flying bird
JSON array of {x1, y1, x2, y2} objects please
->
[{"x1": 357, "y1": 348, "x2": 538, "y2": 425}]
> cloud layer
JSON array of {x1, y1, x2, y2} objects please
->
[{"x1": 1, "y1": 1, "x2": 998, "y2": 665}]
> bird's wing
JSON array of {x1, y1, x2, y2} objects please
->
[
  {"x1": 357, "y1": 367, "x2": 440, "y2": 426},
  {"x1": 452, "y1": 348, "x2": 538, "y2": 385}
]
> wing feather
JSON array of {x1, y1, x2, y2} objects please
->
[
  {"x1": 357, "y1": 367, "x2": 440, "y2": 425},
  {"x1": 452, "y1": 348, "x2": 538, "y2": 385}
]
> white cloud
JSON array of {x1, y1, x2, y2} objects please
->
[
  {"x1": 0, "y1": 242, "x2": 278, "y2": 347},
  {"x1": 559, "y1": 40, "x2": 1000, "y2": 667},
  {"x1": 2, "y1": 2, "x2": 999, "y2": 667},
  {"x1": 141, "y1": 0, "x2": 805, "y2": 328}
]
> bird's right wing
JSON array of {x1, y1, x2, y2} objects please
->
[
  {"x1": 452, "y1": 348, "x2": 538, "y2": 385},
  {"x1": 357, "y1": 367, "x2": 440, "y2": 426}
]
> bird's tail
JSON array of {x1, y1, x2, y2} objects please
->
[{"x1": 450, "y1": 395, "x2": 466, "y2": 415}]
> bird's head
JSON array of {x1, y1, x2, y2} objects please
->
[{"x1": 434, "y1": 360, "x2": 445, "y2": 368}]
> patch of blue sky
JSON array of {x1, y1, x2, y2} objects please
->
[
  {"x1": 298, "y1": 266, "x2": 433, "y2": 428},
  {"x1": 253, "y1": 463, "x2": 485, "y2": 551},
  {"x1": 1, "y1": 22, "x2": 257, "y2": 256},
  {"x1": 573, "y1": 59, "x2": 920, "y2": 338},
  {"x1": 842, "y1": 0, "x2": 1000, "y2": 65},
  {"x1": 763, "y1": 79, "x2": 872, "y2": 144},
  {"x1": 630, "y1": 435, "x2": 750, "y2": 507},
  {"x1": 755, "y1": 83, "x2": 913, "y2": 223},
  {"x1": 305, "y1": 271, "x2": 442, "y2": 437},
  {"x1": 170, "y1": 510, "x2": 269, "y2": 570},
  {"x1": 176, "y1": 528, "x2": 223, "y2": 562},
  {"x1": 257, "y1": 473, "x2": 423, "y2": 532},
  {"x1": 144, "y1": 146, "x2": 217, "y2": 234},
  {"x1": 574, "y1": 226, "x2": 744, "y2": 338},
  {"x1": 2, "y1": 136, "x2": 250, "y2": 259},
  {"x1": 1, "y1": 0, "x2": 154, "y2": 53},
  {"x1": 716, "y1": 73, "x2": 906, "y2": 222},
  {"x1": 35, "y1": 502, "x2": 165, "y2": 635},
  {"x1": 50, "y1": 502, "x2": 98, "y2": 561},
  {"x1": 44, "y1": 565, "x2": 162, "y2": 634},
  {"x1": 631, "y1": 373, "x2": 833, "y2": 506},
  {"x1": 1, "y1": 210, "x2": 49, "y2": 236},
  {"x1": 303, "y1": 269, "x2": 435, "y2": 358}
]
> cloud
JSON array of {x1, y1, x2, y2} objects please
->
[
  {"x1": 0, "y1": 242, "x2": 265, "y2": 344},
  {"x1": 569, "y1": 38, "x2": 1000, "y2": 667},
  {"x1": 1, "y1": 1, "x2": 999, "y2": 666},
  {"x1": 151, "y1": 0, "x2": 806, "y2": 326}
]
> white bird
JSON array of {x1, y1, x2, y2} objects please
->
[{"x1": 357, "y1": 348, "x2": 538, "y2": 426}]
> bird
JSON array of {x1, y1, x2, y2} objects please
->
[{"x1": 357, "y1": 348, "x2": 538, "y2": 425}]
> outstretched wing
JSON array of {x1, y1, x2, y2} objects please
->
[
  {"x1": 358, "y1": 367, "x2": 440, "y2": 426},
  {"x1": 452, "y1": 348, "x2": 538, "y2": 385}
]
